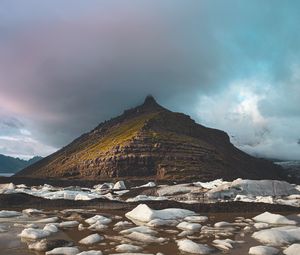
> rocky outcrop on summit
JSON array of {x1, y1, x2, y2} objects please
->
[{"x1": 17, "y1": 96, "x2": 283, "y2": 181}]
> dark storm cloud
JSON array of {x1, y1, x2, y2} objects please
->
[{"x1": 0, "y1": 0, "x2": 300, "y2": 159}]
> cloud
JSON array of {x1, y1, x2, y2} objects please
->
[
  {"x1": 0, "y1": 1, "x2": 300, "y2": 159},
  {"x1": 196, "y1": 76, "x2": 300, "y2": 160}
]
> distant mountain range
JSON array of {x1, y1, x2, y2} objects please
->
[
  {"x1": 0, "y1": 154, "x2": 42, "y2": 173},
  {"x1": 17, "y1": 96, "x2": 283, "y2": 181}
]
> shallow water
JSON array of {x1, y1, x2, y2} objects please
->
[{"x1": 0, "y1": 208, "x2": 298, "y2": 255}]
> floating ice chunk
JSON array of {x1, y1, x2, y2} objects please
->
[
  {"x1": 177, "y1": 222, "x2": 201, "y2": 231},
  {"x1": 0, "y1": 210, "x2": 22, "y2": 218},
  {"x1": 0, "y1": 183, "x2": 15, "y2": 193},
  {"x1": 19, "y1": 228, "x2": 51, "y2": 240},
  {"x1": 252, "y1": 226, "x2": 300, "y2": 246},
  {"x1": 194, "y1": 179, "x2": 225, "y2": 189},
  {"x1": 85, "y1": 215, "x2": 111, "y2": 225},
  {"x1": 120, "y1": 226, "x2": 158, "y2": 235},
  {"x1": 79, "y1": 233, "x2": 103, "y2": 245},
  {"x1": 74, "y1": 193, "x2": 95, "y2": 200},
  {"x1": 212, "y1": 239, "x2": 233, "y2": 250},
  {"x1": 126, "y1": 232, "x2": 166, "y2": 243},
  {"x1": 93, "y1": 183, "x2": 114, "y2": 190},
  {"x1": 28, "y1": 239, "x2": 73, "y2": 252},
  {"x1": 78, "y1": 224, "x2": 85, "y2": 231},
  {"x1": 249, "y1": 245, "x2": 279, "y2": 255},
  {"x1": 253, "y1": 212, "x2": 297, "y2": 225},
  {"x1": 43, "y1": 224, "x2": 58, "y2": 233},
  {"x1": 184, "y1": 216, "x2": 208, "y2": 223},
  {"x1": 113, "y1": 181, "x2": 126, "y2": 190},
  {"x1": 126, "y1": 195, "x2": 167, "y2": 202},
  {"x1": 88, "y1": 222, "x2": 108, "y2": 231},
  {"x1": 114, "y1": 221, "x2": 132, "y2": 228},
  {"x1": 46, "y1": 247, "x2": 80, "y2": 255},
  {"x1": 178, "y1": 230, "x2": 195, "y2": 237},
  {"x1": 157, "y1": 184, "x2": 196, "y2": 196},
  {"x1": 254, "y1": 223, "x2": 269, "y2": 230},
  {"x1": 146, "y1": 219, "x2": 178, "y2": 227},
  {"x1": 59, "y1": 221, "x2": 79, "y2": 228},
  {"x1": 138, "y1": 182, "x2": 156, "y2": 188},
  {"x1": 207, "y1": 179, "x2": 299, "y2": 200},
  {"x1": 177, "y1": 239, "x2": 213, "y2": 254},
  {"x1": 35, "y1": 217, "x2": 59, "y2": 223},
  {"x1": 283, "y1": 243, "x2": 300, "y2": 255},
  {"x1": 115, "y1": 244, "x2": 142, "y2": 252},
  {"x1": 125, "y1": 204, "x2": 196, "y2": 224},
  {"x1": 214, "y1": 221, "x2": 232, "y2": 228},
  {"x1": 77, "y1": 251, "x2": 103, "y2": 255}
]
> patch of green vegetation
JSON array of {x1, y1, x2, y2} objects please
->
[{"x1": 79, "y1": 112, "x2": 160, "y2": 160}]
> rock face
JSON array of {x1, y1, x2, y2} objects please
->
[{"x1": 17, "y1": 96, "x2": 283, "y2": 181}]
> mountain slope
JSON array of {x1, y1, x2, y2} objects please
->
[
  {"x1": 0, "y1": 155, "x2": 42, "y2": 173},
  {"x1": 17, "y1": 96, "x2": 283, "y2": 181}
]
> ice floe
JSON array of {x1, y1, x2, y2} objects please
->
[
  {"x1": 137, "y1": 182, "x2": 156, "y2": 188},
  {"x1": 0, "y1": 210, "x2": 22, "y2": 218},
  {"x1": 126, "y1": 195, "x2": 167, "y2": 202},
  {"x1": 19, "y1": 227, "x2": 51, "y2": 239},
  {"x1": 253, "y1": 212, "x2": 297, "y2": 225},
  {"x1": 283, "y1": 243, "x2": 300, "y2": 255},
  {"x1": 79, "y1": 233, "x2": 103, "y2": 245},
  {"x1": 77, "y1": 251, "x2": 103, "y2": 255},
  {"x1": 177, "y1": 221, "x2": 202, "y2": 231},
  {"x1": 249, "y1": 245, "x2": 279, "y2": 255},
  {"x1": 59, "y1": 221, "x2": 79, "y2": 228},
  {"x1": 125, "y1": 204, "x2": 196, "y2": 224},
  {"x1": 113, "y1": 181, "x2": 126, "y2": 190},
  {"x1": 43, "y1": 223, "x2": 59, "y2": 233},
  {"x1": 46, "y1": 247, "x2": 80, "y2": 255},
  {"x1": 207, "y1": 179, "x2": 299, "y2": 200},
  {"x1": 252, "y1": 226, "x2": 300, "y2": 246},
  {"x1": 115, "y1": 244, "x2": 142, "y2": 252},
  {"x1": 125, "y1": 231, "x2": 166, "y2": 243},
  {"x1": 193, "y1": 179, "x2": 225, "y2": 189},
  {"x1": 184, "y1": 215, "x2": 208, "y2": 223},
  {"x1": 85, "y1": 215, "x2": 112, "y2": 225},
  {"x1": 28, "y1": 239, "x2": 73, "y2": 252},
  {"x1": 177, "y1": 239, "x2": 213, "y2": 254}
]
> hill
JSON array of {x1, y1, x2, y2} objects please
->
[
  {"x1": 0, "y1": 154, "x2": 42, "y2": 173},
  {"x1": 17, "y1": 96, "x2": 283, "y2": 181}
]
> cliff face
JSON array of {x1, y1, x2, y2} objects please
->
[{"x1": 17, "y1": 96, "x2": 283, "y2": 181}]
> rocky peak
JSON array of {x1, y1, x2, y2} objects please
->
[{"x1": 139, "y1": 95, "x2": 164, "y2": 111}]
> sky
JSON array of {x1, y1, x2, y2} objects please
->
[{"x1": 0, "y1": 0, "x2": 300, "y2": 160}]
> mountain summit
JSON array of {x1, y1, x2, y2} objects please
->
[{"x1": 17, "y1": 96, "x2": 282, "y2": 181}]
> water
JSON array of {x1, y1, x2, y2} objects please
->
[{"x1": 0, "y1": 173, "x2": 14, "y2": 177}]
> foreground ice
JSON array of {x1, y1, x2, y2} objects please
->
[
  {"x1": 19, "y1": 227, "x2": 51, "y2": 240},
  {"x1": 177, "y1": 239, "x2": 213, "y2": 254},
  {"x1": 46, "y1": 247, "x2": 80, "y2": 255},
  {"x1": 79, "y1": 233, "x2": 103, "y2": 245},
  {"x1": 125, "y1": 204, "x2": 196, "y2": 224},
  {"x1": 252, "y1": 226, "x2": 300, "y2": 246},
  {"x1": 77, "y1": 251, "x2": 103, "y2": 255},
  {"x1": 115, "y1": 244, "x2": 142, "y2": 252},
  {"x1": 126, "y1": 231, "x2": 167, "y2": 243},
  {"x1": 283, "y1": 243, "x2": 300, "y2": 255},
  {"x1": 253, "y1": 212, "x2": 297, "y2": 225},
  {"x1": 249, "y1": 245, "x2": 279, "y2": 255}
]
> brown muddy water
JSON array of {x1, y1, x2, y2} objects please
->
[{"x1": 0, "y1": 207, "x2": 298, "y2": 255}]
